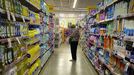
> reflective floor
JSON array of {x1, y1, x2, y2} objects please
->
[{"x1": 40, "y1": 44, "x2": 98, "y2": 75}]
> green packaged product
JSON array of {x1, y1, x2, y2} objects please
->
[
  {"x1": 0, "y1": 0, "x2": 5, "y2": 9},
  {"x1": 7, "y1": 47, "x2": 14, "y2": 64},
  {"x1": 0, "y1": 44, "x2": 5, "y2": 73}
]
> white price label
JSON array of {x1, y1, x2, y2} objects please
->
[
  {"x1": 7, "y1": 38, "x2": 12, "y2": 48},
  {"x1": 133, "y1": 42, "x2": 134, "y2": 47},
  {"x1": 16, "y1": 37, "x2": 21, "y2": 44},
  {"x1": 11, "y1": 12, "x2": 16, "y2": 21},
  {"x1": 7, "y1": 11, "x2": 11, "y2": 21},
  {"x1": 21, "y1": 16, "x2": 25, "y2": 23}
]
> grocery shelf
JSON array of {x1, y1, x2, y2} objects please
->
[
  {"x1": 124, "y1": 36, "x2": 134, "y2": 42},
  {"x1": 27, "y1": 40, "x2": 40, "y2": 46},
  {"x1": 29, "y1": 23, "x2": 42, "y2": 26},
  {"x1": 80, "y1": 0, "x2": 134, "y2": 75},
  {"x1": 38, "y1": 51, "x2": 53, "y2": 75},
  {"x1": 98, "y1": 58, "x2": 119, "y2": 75},
  {"x1": 15, "y1": 14, "x2": 30, "y2": 21},
  {"x1": 91, "y1": 13, "x2": 134, "y2": 26},
  {"x1": 20, "y1": 0, "x2": 41, "y2": 13},
  {"x1": 112, "y1": 53, "x2": 125, "y2": 60},
  {"x1": 0, "y1": 0, "x2": 55, "y2": 74},
  {"x1": 0, "y1": 8, "x2": 6, "y2": 14},
  {"x1": 0, "y1": 36, "x2": 29, "y2": 43},
  {"x1": 0, "y1": 7, "x2": 30, "y2": 21},
  {"x1": 105, "y1": 0, "x2": 121, "y2": 9},
  {"x1": 83, "y1": 51, "x2": 101, "y2": 74},
  {"x1": 28, "y1": 54, "x2": 40, "y2": 67},
  {"x1": 4, "y1": 54, "x2": 28, "y2": 71},
  {"x1": 98, "y1": 18, "x2": 114, "y2": 24},
  {"x1": 122, "y1": 13, "x2": 134, "y2": 19},
  {"x1": 92, "y1": 0, "x2": 121, "y2": 16},
  {"x1": 40, "y1": 50, "x2": 49, "y2": 58},
  {"x1": 88, "y1": 33, "x2": 134, "y2": 42}
]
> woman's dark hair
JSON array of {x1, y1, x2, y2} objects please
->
[{"x1": 71, "y1": 24, "x2": 76, "y2": 28}]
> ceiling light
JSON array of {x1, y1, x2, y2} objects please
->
[
  {"x1": 73, "y1": 0, "x2": 77, "y2": 8},
  {"x1": 44, "y1": 2, "x2": 46, "y2": 6},
  {"x1": 59, "y1": 13, "x2": 65, "y2": 17}
]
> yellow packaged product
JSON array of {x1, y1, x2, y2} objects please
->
[
  {"x1": 22, "y1": 6, "x2": 29, "y2": 17},
  {"x1": 35, "y1": 13, "x2": 40, "y2": 24},
  {"x1": 27, "y1": 44, "x2": 40, "y2": 64},
  {"x1": 129, "y1": 0, "x2": 134, "y2": 13},
  {"x1": 26, "y1": 29, "x2": 39, "y2": 37},
  {"x1": 28, "y1": 59, "x2": 41, "y2": 75},
  {"x1": 16, "y1": 57, "x2": 28, "y2": 75},
  {"x1": 29, "y1": 0, "x2": 40, "y2": 9}
]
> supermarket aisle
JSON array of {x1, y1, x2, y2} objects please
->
[{"x1": 40, "y1": 44, "x2": 98, "y2": 75}]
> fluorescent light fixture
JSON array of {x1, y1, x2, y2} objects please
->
[
  {"x1": 59, "y1": 13, "x2": 65, "y2": 17},
  {"x1": 69, "y1": 14, "x2": 75, "y2": 17},
  {"x1": 44, "y1": 2, "x2": 46, "y2": 6},
  {"x1": 73, "y1": 0, "x2": 77, "y2": 8}
]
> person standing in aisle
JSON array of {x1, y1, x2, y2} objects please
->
[{"x1": 69, "y1": 25, "x2": 80, "y2": 61}]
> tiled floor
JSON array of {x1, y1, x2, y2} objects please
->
[{"x1": 40, "y1": 44, "x2": 98, "y2": 75}]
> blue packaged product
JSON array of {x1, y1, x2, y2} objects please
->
[
  {"x1": 126, "y1": 29, "x2": 129, "y2": 36},
  {"x1": 130, "y1": 29, "x2": 133, "y2": 36},
  {"x1": 106, "y1": 5, "x2": 114, "y2": 19},
  {"x1": 133, "y1": 29, "x2": 134, "y2": 36},
  {"x1": 124, "y1": 27, "x2": 126, "y2": 34},
  {"x1": 104, "y1": 51, "x2": 110, "y2": 64}
]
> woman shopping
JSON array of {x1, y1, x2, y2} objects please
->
[{"x1": 69, "y1": 25, "x2": 80, "y2": 61}]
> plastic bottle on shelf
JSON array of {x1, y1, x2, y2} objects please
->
[
  {"x1": 10, "y1": 22, "x2": 14, "y2": 37},
  {"x1": 2, "y1": 20, "x2": 7, "y2": 39},
  {"x1": 6, "y1": 22, "x2": 11, "y2": 38},
  {"x1": 4, "y1": 43, "x2": 8, "y2": 65},
  {"x1": 7, "y1": 47, "x2": 14, "y2": 64},
  {"x1": 12, "y1": 42, "x2": 19, "y2": 60},
  {"x1": 104, "y1": 36, "x2": 107, "y2": 49},
  {"x1": 0, "y1": 20, "x2": 4, "y2": 39},
  {"x1": 0, "y1": 44, "x2": 5, "y2": 74},
  {"x1": 0, "y1": 0, "x2": 5, "y2": 9}
]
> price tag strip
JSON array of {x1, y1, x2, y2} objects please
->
[
  {"x1": 21, "y1": 16, "x2": 26, "y2": 23},
  {"x1": 133, "y1": 42, "x2": 134, "y2": 47},
  {"x1": 16, "y1": 37, "x2": 21, "y2": 44},
  {"x1": 11, "y1": 12, "x2": 16, "y2": 22},
  {"x1": 7, "y1": 38, "x2": 12, "y2": 48},
  {"x1": 7, "y1": 10, "x2": 11, "y2": 21}
]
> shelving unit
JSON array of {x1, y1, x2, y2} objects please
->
[
  {"x1": 80, "y1": 0, "x2": 134, "y2": 75},
  {"x1": 55, "y1": 25, "x2": 62, "y2": 48},
  {"x1": 19, "y1": 0, "x2": 41, "y2": 13},
  {"x1": 0, "y1": 0, "x2": 55, "y2": 75},
  {"x1": 4, "y1": 54, "x2": 28, "y2": 71},
  {"x1": 0, "y1": 8, "x2": 6, "y2": 14}
]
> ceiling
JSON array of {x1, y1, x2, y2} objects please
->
[{"x1": 45, "y1": 0, "x2": 101, "y2": 13}]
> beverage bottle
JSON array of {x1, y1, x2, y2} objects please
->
[
  {"x1": 7, "y1": 47, "x2": 14, "y2": 64},
  {"x1": 5, "y1": 21, "x2": 8, "y2": 38},
  {"x1": 10, "y1": 22, "x2": 14, "y2": 37},
  {"x1": 0, "y1": 20, "x2": 3, "y2": 39},
  {"x1": 14, "y1": 23, "x2": 17, "y2": 36},
  {"x1": 4, "y1": 43, "x2": 8, "y2": 65},
  {"x1": 17, "y1": 23, "x2": 19, "y2": 36},
  {"x1": 104, "y1": 36, "x2": 107, "y2": 49},
  {"x1": 1, "y1": 20, "x2": 6, "y2": 39},
  {"x1": 6, "y1": 22, "x2": 11, "y2": 38},
  {"x1": 0, "y1": 43, "x2": 5, "y2": 74},
  {"x1": 12, "y1": 42, "x2": 19, "y2": 60}
]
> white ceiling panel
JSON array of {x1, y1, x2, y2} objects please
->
[{"x1": 45, "y1": 0, "x2": 101, "y2": 12}]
